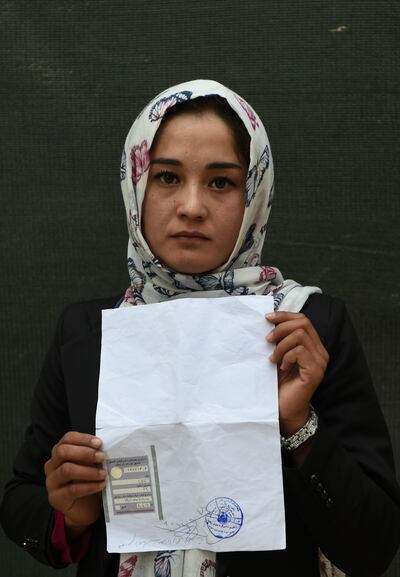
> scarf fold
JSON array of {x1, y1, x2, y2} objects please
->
[
  {"x1": 118, "y1": 550, "x2": 216, "y2": 577},
  {"x1": 117, "y1": 79, "x2": 331, "y2": 576}
]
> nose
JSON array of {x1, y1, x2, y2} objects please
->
[{"x1": 176, "y1": 181, "x2": 208, "y2": 220}]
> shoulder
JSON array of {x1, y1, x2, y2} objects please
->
[
  {"x1": 300, "y1": 292, "x2": 347, "y2": 320},
  {"x1": 301, "y1": 293, "x2": 346, "y2": 318},
  {"x1": 300, "y1": 293, "x2": 352, "y2": 348},
  {"x1": 57, "y1": 295, "x2": 122, "y2": 345}
]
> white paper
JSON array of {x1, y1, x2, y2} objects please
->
[{"x1": 96, "y1": 296, "x2": 285, "y2": 553}]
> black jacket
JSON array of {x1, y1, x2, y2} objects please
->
[{"x1": 1, "y1": 293, "x2": 399, "y2": 577}]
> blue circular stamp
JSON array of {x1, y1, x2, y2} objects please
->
[{"x1": 205, "y1": 497, "x2": 243, "y2": 539}]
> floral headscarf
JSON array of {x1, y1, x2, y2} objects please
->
[{"x1": 120, "y1": 79, "x2": 320, "y2": 311}]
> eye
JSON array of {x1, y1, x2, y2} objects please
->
[
  {"x1": 155, "y1": 171, "x2": 179, "y2": 185},
  {"x1": 210, "y1": 177, "x2": 235, "y2": 190}
]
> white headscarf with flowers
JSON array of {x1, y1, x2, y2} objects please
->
[
  {"x1": 119, "y1": 79, "x2": 320, "y2": 312},
  {"x1": 117, "y1": 81, "x2": 343, "y2": 577}
]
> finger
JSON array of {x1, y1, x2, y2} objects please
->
[
  {"x1": 266, "y1": 311, "x2": 302, "y2": 324},
  {"x1": 267, "y1": 317, "x2": 328, "y2": 362},
  {"x1": 48, "y1": 431, "x2": 102, "y2": 470},
  {"x1": 59, "y1": 432, "x2": 103, "y2": 449},
  {"x1": 267, "y1": 314, "x2": 320, "y2": 344},
  {"x1": 50, "y1": 480, "x2": 106, "y2": 508},
  {"x1": 269, "y1": 329, "x2": 327, "y2": 370},
  {"x1": 46, "y1": 462, "x2": 106, "y2": 492},
  {"x1": 280, "y1": 345, "x2": 325, "y2": 383},
  {"x1": 49, "y1": 442, "x2": 104, "y2": 471}
]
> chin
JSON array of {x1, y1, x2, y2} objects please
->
[
  {"x1": 164, "y1": 258, "x2": 221, "y2": 275},
  {"x1": 172, "y1": 264, "x2": 213, "y2": 275}
]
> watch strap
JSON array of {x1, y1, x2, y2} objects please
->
[{"x1": 280, "y1": 405, "x2": 318, "y2": 451}]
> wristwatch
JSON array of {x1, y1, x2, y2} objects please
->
[{"x1": 280, "y1": 405, "x2": 318, "y2": 451}]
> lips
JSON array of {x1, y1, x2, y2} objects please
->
[{"x1": 173, "y1": 230, "x2": 209, "y2": 239}]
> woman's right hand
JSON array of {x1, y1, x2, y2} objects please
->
[{"x1": 44, "y1": 432, "x2": 106, "y2": 539}]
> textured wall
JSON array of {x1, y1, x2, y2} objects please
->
[{"x1": 1, "y1": 1, "x2": 399, "y2": 575}]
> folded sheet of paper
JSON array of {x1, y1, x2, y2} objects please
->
[{"x1": 96, "y1": 295, "x2": 285, "y2": 553}]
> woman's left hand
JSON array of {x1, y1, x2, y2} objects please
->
[{"x1": 266, "y1": 312, "x2": 329, "y2": 437}]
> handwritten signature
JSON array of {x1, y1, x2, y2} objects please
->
[{"x1": 156, "y1": 506, "x2": 218, "y2": 546}]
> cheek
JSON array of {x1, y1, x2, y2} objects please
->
[
  {"x1": 141, "y1": 191, "x2": 158, "y2": 240},
  {"x1": 218, "y1": 196, "x2": 245, "y2": 248},
  {"x1": 229, "y1": 195, "x2": 246, "y2": 232},
  {"x1": 142, "y1": 191, "x2": 174, "y2": 245}
]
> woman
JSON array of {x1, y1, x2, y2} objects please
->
[{"x1": 1, "y1": 79, "x2": 399, "y2": 577}]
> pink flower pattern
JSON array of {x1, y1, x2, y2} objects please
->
[
  {"x1": 131, "y1": 140, "x2": 150, "y2": 184},
  {"x1": 235, "y1": 96, "x2": 259, "y2": 130},
  {"x1": 118, "y1": 554, "x2": 138, "y2": 577},
  {"x1": 123, "y1": 286, "x2": 137, "y2": 305},
  {"x1": 148, "y1": 90, "x2": 192, "y2": 122},
  {"x1": 259, "y1": 266, "x2": 277, "y2": 282},
  {"x1": 200, "y1": 558, "x2": 217, "y2": 577}
]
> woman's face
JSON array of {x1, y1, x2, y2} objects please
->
[{"x1": 142, "y1": 112, "x2": 247, "y2": 274}]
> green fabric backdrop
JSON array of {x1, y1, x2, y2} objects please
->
[{"x1": 1, "y1": 1, "x2": 399, "y2": 575}]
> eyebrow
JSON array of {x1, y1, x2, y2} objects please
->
[
  {"x1": 150, "y1": 158, "x2": 243, "y2": 170},
  {"x1": 150, "y1": 157, "x2": 181, "y2": 166}
]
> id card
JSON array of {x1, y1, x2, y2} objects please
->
[{"x1": 106, "y1": 456, "x2": 155, "y2": 514}]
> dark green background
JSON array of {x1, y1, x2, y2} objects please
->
[{"x1": 1, "y1": 1, "x2": 399, "y2": 575}]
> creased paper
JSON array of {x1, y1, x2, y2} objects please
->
[{"x1": 96, "y1": 296, "x2": 285, "y2": 553}]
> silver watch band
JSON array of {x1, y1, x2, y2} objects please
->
[{"x1": 280, "y1": 405, "x2": 318, "y2": 451}]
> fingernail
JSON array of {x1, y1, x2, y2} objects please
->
[
  {"x1": 91, "y1": 437, "x2": 102, "y2": 448},
  {"x1": 95, "y1": 451, "x2": 105, "y2": 462},
  {"x1": 266, "y1": 331, "x2": 274, "y2": 342},
  {"x1": 265, "y1": 313, "x2": 276, "y2": 320}
]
